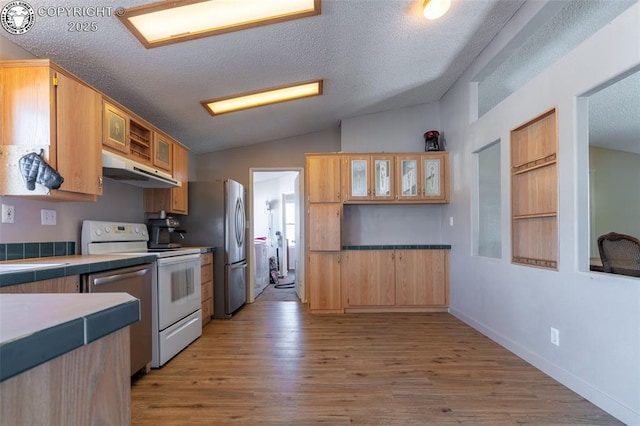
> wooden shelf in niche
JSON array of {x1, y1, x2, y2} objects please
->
[
  {"x1": 511, "y1": 108, "x2": 558, "y2": 270},
  {"x1": 129, "y1": 119, "x2": 151, "y2": 163}
]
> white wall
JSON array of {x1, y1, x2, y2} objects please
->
[
  {"x1": 340, "y1": 102, "x2": 446, "y2": 246},
  {"x1": 440, "y1": 4, "x2": 640, "y2": 424},
  {"x1": 341, "y1": 102, "x2": 440, "y2": 152},
  {"x1": 589, "y1": 147, "x2": 640, "y2": 253}
]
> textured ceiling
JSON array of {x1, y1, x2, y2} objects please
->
[
  {"x1": 589, "y1": 69, "x2": 640, "y2": 155},
  {"x1": 3, "y1": 0, "x2": 524, "y2": 154}
]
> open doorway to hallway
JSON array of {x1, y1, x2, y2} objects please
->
[{"x1": 250, "y1": 169, "x2": 304, "y2": 303}]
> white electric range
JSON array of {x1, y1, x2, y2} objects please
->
[{"x1": 81, "y1": 220, "x2": 202, "y2": 368}]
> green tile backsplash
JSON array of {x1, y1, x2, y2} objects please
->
[{"x1": 0, "y1": 242, "x2": 76, "y2": 261}]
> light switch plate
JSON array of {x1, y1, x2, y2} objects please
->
[{"x1": 41, "y1": 209, "x2": 57, "y2": 226}]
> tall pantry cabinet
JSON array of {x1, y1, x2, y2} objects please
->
[{"x1": 306, "y1": 154, "x2": 343, "y2": 313}]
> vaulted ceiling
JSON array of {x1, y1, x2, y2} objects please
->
[
  {"x1": 4, "y1": 0, "x2": 525, "y2": 154},
  {"x1": 4, "y1": 0, "x2": 637, "y2": 156}
]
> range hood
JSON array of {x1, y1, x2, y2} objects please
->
[{"x1": 102, "y1": 150, "x2": 181, "y2": 188}]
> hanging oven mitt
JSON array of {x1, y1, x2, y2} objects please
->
[{"x1": 18, "y1": 149, "x2": 64, "y2": 191}]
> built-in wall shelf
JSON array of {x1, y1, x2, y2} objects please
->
[{"x1": 511, "y1": 108, "x2": 558, "y2": 270}]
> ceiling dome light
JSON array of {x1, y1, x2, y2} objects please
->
[{"x1": 423, "y1": 0, "x2": 451, "y2": 20}]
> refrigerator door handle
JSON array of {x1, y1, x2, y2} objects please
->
[{"x1": 230, "y1": 261, "x2": 247, "y2": 270}]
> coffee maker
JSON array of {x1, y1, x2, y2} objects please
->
[{"x1": 148, "y1": 217, "x2": 184, "y2": 249}]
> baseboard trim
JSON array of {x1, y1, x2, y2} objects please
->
[{"x1": 449, "y1": 307, "x2": 639, "y2": 426}]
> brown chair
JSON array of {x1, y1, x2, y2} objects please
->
[{"x1": 597, "y1": 232, "x2": 640, "y2": 277}]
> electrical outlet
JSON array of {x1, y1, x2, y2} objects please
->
[
  {"x1": 449, "y1": 216, "x2": 454, "y2": 227},
  {"x1": 41, "y1": 209, "x2": 57, "y2": 226},
  {"x1": 1, "y1": 204, "x2": 15, "y2": 223},
  {"x1": 550, "y1": 327, "x2": 560, "y2": 346}
]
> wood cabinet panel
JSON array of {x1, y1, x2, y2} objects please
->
[
  {"x1": 307, "y1": 155, "x2": 341, "y2": 203},
  {"x1": 0, "y1": 275, "x2": 79, "y2": 293},
  {"x1": 153, "y1": 132, "x2": 173, "y2": 172},
  {"x1": 200, "y1": 252, "x2": 213, "y2": 325},
  {"x1": 144, "y1": 143, "x2": 189, "y2": 215},
  {"x1": 0, "y1": 328, "x2": 130, "y2": 425},
  {"x1": 512, "y1": 164, "x2": 557, "y2": 217},
  {"x1": 395, "y1": 250, "x2": 447, "y2": 306},
  {"x1": 343, "y1": 250, "x2": 395, "y2": 306},
  {"x1": 308, "y1": 204, "x2": 341, "y2": 251},
  {"x1": 308, "y1": 252, "x2": 342, "y2": 312},
  {"x1": 103, "y1": 102, "x2": 129, "y2": 154},
  {"x1": 0, "y1": 60, "x2": 102, "y2": 199},
  {"x1": 512, "y1": 110, "x2": 556, "y2": 167},
  {"x1": 512, "y1": 217, "x2": 558, "y2": 268},
  {"x1": 56, "y1": 72, "x2": 103, "y2": 195}
]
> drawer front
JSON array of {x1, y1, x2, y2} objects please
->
[
  {"x1": 201, "y1": 264, "x2": 213, "y2": 283},
  {"x1": 201, "y1": 281, "x2": 213, "y2": 300},
  {"x1": 201, "y1": 252, "x2": 213, "y2": 266}
]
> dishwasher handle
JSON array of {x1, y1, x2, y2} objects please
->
[{"x1": 92, "y1": 268, "x2": 150, "y2": 286}]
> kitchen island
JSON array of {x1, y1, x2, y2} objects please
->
[{"x1": 0, "y1": 292, "x2": 138, "y2": 425}]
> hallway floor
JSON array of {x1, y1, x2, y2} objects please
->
[{"x1": 256, "y1": 271, "x2": 298, "y2": 302}]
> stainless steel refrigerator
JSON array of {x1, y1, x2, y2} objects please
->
[{"x1": 181, "y1": 179, "x2": 247, "y2": 318}]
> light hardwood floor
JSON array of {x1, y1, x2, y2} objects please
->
[{"x1": 131, "y1": 301, "x2": 620, "y2": 425}]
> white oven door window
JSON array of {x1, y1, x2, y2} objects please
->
[{"x1": 157, "y1": 254, "x2": 202, "y2": 330}]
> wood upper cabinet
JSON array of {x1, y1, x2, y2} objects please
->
[
  {"x1": 102, "y1": 101, "x2": 129, "y2": 155},
  {"x1": 307, "y1": 154, "x2": 342, "y2": 203},
  {"x1": 395, "y1": 153, "x2": 449, "y2": 203},
  {"x1": 144, "y1": 142, "x2": 188, "y2": 215},
  {"x1": 308, "y1": 203, "x2": 341, "y2": 251},
  {"x1": 308, "y1": 252, "x2": 342, "y2": 312},
  {"x1": 421, "y1": 153, "x2": 449, "y2": 203},
  {"x1": 343, "y1": 155, "x2": 395, "y2": 202},
  {"x1": 343, "y1": 250, "x2": 395, "y2": 306},
  {"x1": 0, "y1": 60, "x2": 103, "y2": 199},
  {"x1": 171, "y1": 143, "x2": 188, "y2": 214},
  {"x1": 395, "y1": 250, "x2": 448, "y2": 306},
  {"x1": 103, "y1": 101, "x2": 152, "y2": 166},
  {"x1": 152, "y1": 131, "x2": 173, "y2": 172}
]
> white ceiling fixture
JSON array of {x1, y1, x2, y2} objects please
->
[
  {"x1": 202, "y1": 80, "x2": 323, "y2": 116},
  {"x1": 120, "y1": 0, "x2": 321, "y2": 48},
  {"x1": 423, "y1": 0, "x2": 451, "y2": 20}
]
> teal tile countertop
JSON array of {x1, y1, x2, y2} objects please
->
[
  {"x1": 342, "y1": 245, "x2": 452, "y2": 250},
  {"x1": 0, "y1": 254, "x2": 157, "y2": 287},
  {"x1": 0, "y1": 292, "x2": 139, "y2": 382}
]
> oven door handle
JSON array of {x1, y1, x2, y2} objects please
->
[
  {"x1": 156, "y1": 253, "x2": 201, "y2": 266},
  {"x1": 92, "y1": 268, "x2": 150, "y2": 286}
]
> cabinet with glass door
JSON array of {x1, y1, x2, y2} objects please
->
[
  {"x1": 395, "y1": 153, "x2": 449, "y2": 203},
  {"x1": 344, "y1": 155, "x2": 395, "y2": 202}
]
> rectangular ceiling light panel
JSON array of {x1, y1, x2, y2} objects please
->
[
  {"x1": 121, "y1": 0, "x2": 320, "y2": 48},
  {"x1": 202, "y1": 80, "x2": 323, "y2": 115}
]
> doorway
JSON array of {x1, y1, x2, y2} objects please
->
[{"x1": 249, "y1": 168, "x2": 304, "y2": 304}]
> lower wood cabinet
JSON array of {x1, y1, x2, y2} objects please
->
[
  {"x1": 342, "y1": 250, "x2": 395, "y2": 306},
  {"x1": 395, "y1": 250, "x2": 448, "y2": 306},
  {"x1": 342, "y1": 249, "x2": 449, "y2": 312},
  {"x1": 0, "y1": 275, "x2": 79, "y2": 293},
  {"x1": 307, "y1": 252, "x2": 342, "y2": 313},
  {"x1": 200, "y1": 252, "x2": 214, "y2": 325}
]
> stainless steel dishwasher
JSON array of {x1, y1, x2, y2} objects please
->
[{"x1": 84, "y1": 264, "x2": 152, "y2": 376}]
